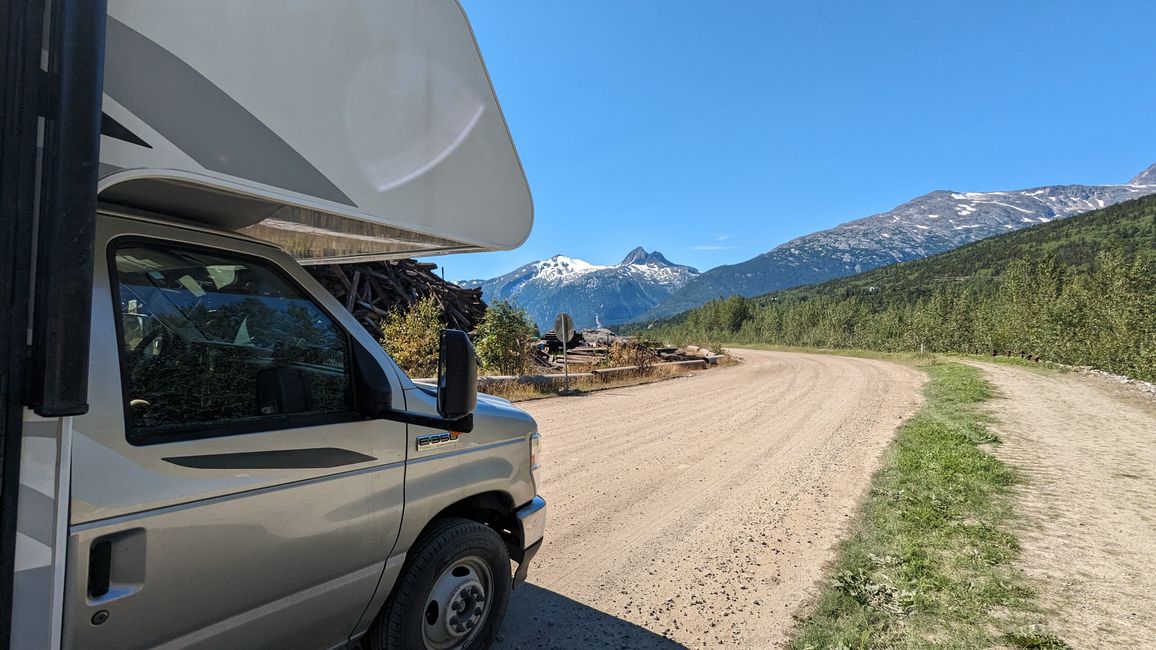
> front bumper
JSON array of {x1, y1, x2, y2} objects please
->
[
  {"x1": 517, "y1": 495, "x2": 546, "y2": 548},
  {"x1": 513, "y1": 496, "x2": 546, "y2": 587}
]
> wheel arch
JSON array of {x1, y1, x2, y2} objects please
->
[{"x1": 421, "y1": 490, "x2": 524, "y2": 563}]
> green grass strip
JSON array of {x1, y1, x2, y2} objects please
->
[{"x1": 790, "y1": 362, "x2": 1068, "y2": 649}]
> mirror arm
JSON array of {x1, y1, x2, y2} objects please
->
[{"x1": 375, "y1": 410, "x2": 474, "y2": 433}]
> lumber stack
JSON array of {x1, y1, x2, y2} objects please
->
[
  {"x1": 305, "y1": 260, "x2": 486, "y2": 336},
  {"x1": 530, "y1": 328, "x2": 714, "y2": 371}
]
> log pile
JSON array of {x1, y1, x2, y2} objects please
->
[
  {"x1": 529, "y1": 328, "x2": 719, "y2": 371},
  {"x1": 540, "y1": 329, "x2": 582, "y2": 351},
  {"x1": 305, "y1": 260, "x2": 486, "y2": 336}
]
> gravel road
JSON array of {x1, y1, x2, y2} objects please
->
[
  {"x1": 496, "y1": 349, "x2": 924, "y2": 649},
  {"x1": 972, "y1": 362, "x2": 1156, "y2": 648}
]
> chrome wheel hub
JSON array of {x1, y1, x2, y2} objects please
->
[{"x1": 422, "y1": 556, "x2": 492, "y2": 649}]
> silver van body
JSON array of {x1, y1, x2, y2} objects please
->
[{"x1": 61, "y1": 208, "x2": 544, "y2": 648}]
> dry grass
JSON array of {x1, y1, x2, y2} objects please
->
[{"x1": 480, "y1": 363, "x2": 718, "y2": 402}]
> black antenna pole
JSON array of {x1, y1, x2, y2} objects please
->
[
  {"x1": 0, "y1": 1, "x2": 48, "y2": 642},
  {"x1": 31, "y1": 0, "x2": 108, "y2": 417}
]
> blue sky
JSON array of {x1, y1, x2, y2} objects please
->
[{"x1": 426, "y1": 0, "x2": 1156, "y2": 282}]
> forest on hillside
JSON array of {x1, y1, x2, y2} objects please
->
[{"x1": 637, "y1": 196, "x2": 1156, "y2": 382}]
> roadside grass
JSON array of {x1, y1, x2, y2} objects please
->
[
  {"x1": 789, "y1": 362, "x2": 1069, "y2": 649},
  {"x1": 727, "y1": 342, "x2": 1069, "y2": 375},
  {"x1": 720, "y1": 342, "x2": 933, "y2": 367}
]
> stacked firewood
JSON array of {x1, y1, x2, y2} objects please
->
[
  {"x1": 531, "y1": 328, "x2": 715, "y2": 371},
  {"x1": 305, "y1": 260, "x2": 486, "y2": 336}
]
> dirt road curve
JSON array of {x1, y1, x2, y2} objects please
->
[
  {"x1": 495, "y1": 350, "x2": 924, "y2": 649},
  {"x1": 972, "y1": 363, "x2": 1156, "y2": 649}
]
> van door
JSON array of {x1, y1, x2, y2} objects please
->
[{"x1": 65, "y1": 225, "x2": 407, "y2": 649}]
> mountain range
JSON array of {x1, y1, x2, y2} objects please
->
[
  {"x1": 464, "y1": 163, "x2": 1156, "y2": 327},
  {"x1": 461, "y1": 247, "x2": 698, "y2": 330},
  {"x1": 761, "y1": 191, "x2": 1156, "y2": 308},
  {"x1": 635, "y1": 163, "x2": 1156, "y2": 320}
]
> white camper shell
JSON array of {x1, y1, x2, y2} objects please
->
[{"x1": 99, "y1": 0, "x2": 533, "y2": 262}]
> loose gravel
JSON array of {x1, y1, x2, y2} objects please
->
[
  {"x1": 496, "y1": 349, "x2": 924, "y2": 649},
  {"x1": 973, "y1": 362, "x2": 1156, "y2": 649}
]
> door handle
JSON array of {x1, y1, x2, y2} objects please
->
[
  {"x1": 85, "y1": 529, "x2": 146, "y2": 604},
  {"x1": 87, "y1": 538, "x2": 112, "y2": 599}
]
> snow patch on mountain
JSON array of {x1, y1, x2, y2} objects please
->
[
  {"x1": 531, "y1": 256, "x2": 605, "y2": 283},
  {"x1": 639, "y1": 162, "x2": 1156, "y2": 321},
  {"x1": 469, "y1": 248, "x2": 700, "y2": 329}
]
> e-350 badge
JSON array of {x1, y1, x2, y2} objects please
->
[{"x1": 416, "y1": 431, "x2": 462, "y2": 450}]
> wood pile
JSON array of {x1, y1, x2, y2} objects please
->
[
  {"x1": 305, "y1": 260, "x2": 486, "y2": 336},
  {"x1": 529, "y1": 328, "x2": 715, "y2": 371},
  {"x1": 539, "y1": 329, "x2": 583, "y2": 352}
]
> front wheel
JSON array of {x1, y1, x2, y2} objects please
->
[{"x1": 371, "y1": 518, "x2": 512, "y2": 650}]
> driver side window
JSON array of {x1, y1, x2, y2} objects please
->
[{"x1": 112, "y1": 241, "x2": 355, "y2": 444}]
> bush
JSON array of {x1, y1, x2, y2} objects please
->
[
  {"x1": 380, "y1": 295, "x2": 444, "y2": 378},
  {"x1": 474, "y1": 300, "x2": 537, "y2": 376},
  {"x1": 604, "y1": 340, "x2": 657, "y2": 369}
]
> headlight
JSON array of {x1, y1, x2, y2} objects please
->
[{"x1": 530, "y1": 431, "x2": 541, "y2": 490}]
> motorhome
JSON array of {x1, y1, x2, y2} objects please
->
[{"x1": 0, "y1": 2, "x2": 544, "y2": 648}]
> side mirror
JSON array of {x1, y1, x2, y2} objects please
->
[{"x1": 438, "y1": 329, "x2": 477, "y2": 420}]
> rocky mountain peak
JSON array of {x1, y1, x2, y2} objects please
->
[
  {"x1": 621, "y1": 247, "x2": 674, "y2": 267},
  {"x1": 621, "y1": 246, "x2": 652, "y2": 265},
  {"x1": 469, "y1": 248, "x2": 700, "y2": 329},
  {"x1": 1129, "y1": 163, "x2": 1156, "y2": 186}
]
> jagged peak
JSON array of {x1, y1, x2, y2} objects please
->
[
  {"x1": 620, "y1": 246, "x2": 650, "y2": 265},
  {"x1": 1129, "y1": 163, "x2": 1156, "y2": 186},
  {"x1": 620, "y1": 247, "x2": 676, "y2": 267}
]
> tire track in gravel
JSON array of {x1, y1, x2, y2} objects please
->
[{"x1": 497, "y1": 350, "x2": 924, "y2": 649}]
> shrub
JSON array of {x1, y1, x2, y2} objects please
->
[
  {"x1": 604, "y1": 340, "x2": 657, "y2": 369},
  {"x1": 474, "y1": 300, "x2": 537, "y2": 376},
  {"x1": 380, "y1": 295, "x2": 444, "y2": 378}
]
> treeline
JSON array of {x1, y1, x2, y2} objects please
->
[{"x1": 642, "y1": 247, "x2": 1155, "y2": 382}]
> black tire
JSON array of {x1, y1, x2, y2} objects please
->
[{"x1": 370, "y1": 518, "x2": 511, "y2": 650}]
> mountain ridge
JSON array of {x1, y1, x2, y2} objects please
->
[
  {"x1": 759, "y1": 191, "x2": 1156, "y2": 307},
  {"x1": 464, "y1": 248, "x2": 698, "y2": 330},
  {"x1": 633, "y1": 163, "x2": 1156, "y2": 321}
]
